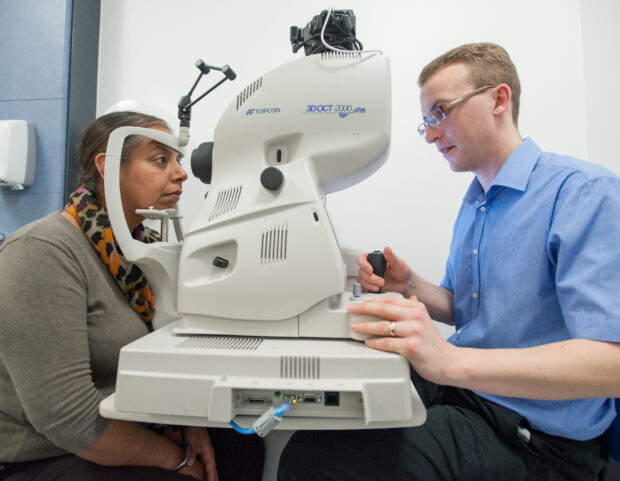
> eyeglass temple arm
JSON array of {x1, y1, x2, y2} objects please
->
[{"x1": 444, "y1": 85, "x2": 493, "y2": 111}]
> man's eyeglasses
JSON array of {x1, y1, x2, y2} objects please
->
[{"x1": 417, "y1": 85, "x2": 494, "y2": 136}]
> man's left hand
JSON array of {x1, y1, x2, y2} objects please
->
[{"x1": 348, "y1": 296, "x2": 458, "y2": 384}]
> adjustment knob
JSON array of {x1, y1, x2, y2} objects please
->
[
  {"x1": 260, "y1": 167, "x2": 284, "y2": 191},
  {"x1": 213, "y1": 256, "x2": 229, "y2": 268}
]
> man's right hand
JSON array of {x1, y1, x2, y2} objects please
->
[{"x1": 356, "y1": 246, "x2": 413, "y2": 296}]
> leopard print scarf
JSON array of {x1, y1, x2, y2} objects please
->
[{"x1": 66, "y1": 186, "x2": 159, "y2": 326}]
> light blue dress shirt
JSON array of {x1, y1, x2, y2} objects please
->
[{"x1": 440, "y1": 137, "x2": 620, "y2": 440}]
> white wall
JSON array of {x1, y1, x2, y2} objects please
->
[
  {"x1": 98, "y1": 0, "x2": 602, "y2": 337},
  {"x1": 581, "y1": 0, "x2": 620, "y2": 175}
]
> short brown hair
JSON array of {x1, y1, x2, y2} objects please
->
[
  {"x1": 418, "y1": 43, "x2": 521, "y2": 125},
  {"x1": 76, "y1": 111, "x2": 169, "y2": 195}
]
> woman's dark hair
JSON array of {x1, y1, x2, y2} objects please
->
[{"x1": 76, "y1": 111, "x2": 170, "y2": 194}]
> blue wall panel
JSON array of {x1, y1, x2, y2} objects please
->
[
  {"x1": 0, "y1": 0, "x2": 72, "y2": 239},
  {"x1": 0, "y1": 0, "x2": 71, "y2": 102}
]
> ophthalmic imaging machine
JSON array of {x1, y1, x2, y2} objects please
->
[{"x1": 100, "y1": 8, "x2": 426, "y2": 437}]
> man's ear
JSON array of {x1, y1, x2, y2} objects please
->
[
  {"x1": 493, "y1": 84, "x2": 512, "y2": 117},
  {"x1": 94, "y1": 152, "x2": 106, "y2": 179}
]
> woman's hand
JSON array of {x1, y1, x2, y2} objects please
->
[
  {"x1": 182, "y1": 426, "x2": 219, "y2": 481},
  {"x1": 179, "y1": 458, "x2": 207, "y2": 480},
  {"x1": 356, "y1": 247, "x2": 413, "y2": 296}
]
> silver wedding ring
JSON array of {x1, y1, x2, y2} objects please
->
[{"x1": 389, "y1": 321, "x2": 396, "y2": 337}]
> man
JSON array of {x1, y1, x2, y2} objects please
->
[{"x1": 278, "y1": 43, "x2": 620, "y2": 480}]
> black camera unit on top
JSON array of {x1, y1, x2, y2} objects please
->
[{"x1": 290, "y1": 9, "x2": 363, "y2": 56}]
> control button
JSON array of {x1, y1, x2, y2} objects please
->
[
  {"x1": 213, "y1": 256, "x2": 229, "y2": 268},
  {"x1": 261, "y1": 167, "x2": 284, "y2": 191}
]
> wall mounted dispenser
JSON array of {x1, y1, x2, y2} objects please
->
[{"x1": 0, "y1": 120, "x2": 36, "y2": 190}]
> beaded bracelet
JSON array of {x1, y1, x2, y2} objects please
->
[{"x1": 172, "y1": 443, "x2": 193, "y2": 472}]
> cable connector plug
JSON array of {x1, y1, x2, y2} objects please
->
[
  {"x1": 229, "y1": 398, "x2": 293, "y2": 437},
  {"x1": 252, "y1": 399, "x2": 292, "y2": 438}
]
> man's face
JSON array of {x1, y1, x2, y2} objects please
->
[{"x1": 419, "y1": 63, "x2": 495, "y2": 174}]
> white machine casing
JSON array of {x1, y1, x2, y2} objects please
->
[
  {"x1": 178, "y1": 52, "x2": 391, "y2": 337},
  {"x1": 100, "y1": 52, "x2": 426, "y2": 431}
]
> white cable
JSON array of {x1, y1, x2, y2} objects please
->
[{"x1": 320, "y1": 7, "x2": 383, "y2": 55}]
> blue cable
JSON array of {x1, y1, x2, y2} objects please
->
[
  {"x1": 275, "y1": 398, "x2": 293, "y2": 416},
  {"x1": 228, "y1": 398, "x2": 293, "y2": 435},
  {"x1": 229, "y1": 420, "x2": 256, "y2": 435}
]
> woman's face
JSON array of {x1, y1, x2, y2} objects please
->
[{"x1": 119, "y1": 126, "x2": 188, "y2": 229}]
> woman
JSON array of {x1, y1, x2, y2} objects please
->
[{"x1": 0, "y1": 111, "x2": 264, "y2": 480}]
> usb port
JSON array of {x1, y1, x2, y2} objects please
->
[{"x1": 303, "y1": 394, "x2": 317, "y2": 403}]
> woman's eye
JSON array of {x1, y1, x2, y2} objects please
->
[{"x1": 155, "y1": 156, "x2": 168, "y2": 165}]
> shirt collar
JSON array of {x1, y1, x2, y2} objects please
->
[{"x1": 463, "y1": 137, "x2": 542, "y2": 203}]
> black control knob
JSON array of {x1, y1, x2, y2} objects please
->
[
  {"x1": 260, "y1": 167, "x2": 284, "y2": 191},
  {"x1": 212, "y1": 256, "x2": 229, "y2": 268},
  {"x1": 367, "y1": 250, "x2": 387, "y2": 292}
]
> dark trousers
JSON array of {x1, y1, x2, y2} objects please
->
[
  {"x1": 0, "y1": 427, "x2": 264, "y2": 481},
  {"x1": 278, "y1": 369, "x2": 607, "y2": 481}
]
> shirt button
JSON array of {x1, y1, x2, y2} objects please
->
[
  {"x1": 472, "y1": 292, "x2": 478, "y2": 299},
  {"x1": 456, "y1": 329, "x2": 462, "y2": 335},
  {"x1": 480, "y1": 206, "x2": 486, "y2": 212},
  {"x1": 473, "y1": 249, "x2": 478, "y2": 255}
]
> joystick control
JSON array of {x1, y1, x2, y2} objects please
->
[{"x1": 367, "y1": 250, "x2": 387, "y2": 292}]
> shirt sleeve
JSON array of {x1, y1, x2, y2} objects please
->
[
  {"x1": 0, "y1": 235, "x2": 110, "y2": 453},
  {"x1": 440, "y1": 210, "x2": 461, "y2": 293},
  {"x1": 440, "y1": 254, "x2": 455, "y2": 292},
  {"x1": 548, "y1": 174, "x2": 620, "y2": 341},
  {"x1": 440, "y1": 263, "x2": 454, "y2": 292}
]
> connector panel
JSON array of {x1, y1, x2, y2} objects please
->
[{"x1": 234, "y1": 389, "x2": 363, "y2": 417}]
